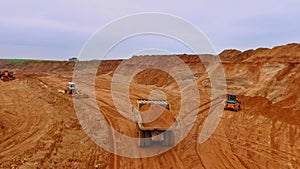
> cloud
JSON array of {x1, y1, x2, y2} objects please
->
[{"x1": 0, "y1": 0, "x2": 299, "y2": 59}]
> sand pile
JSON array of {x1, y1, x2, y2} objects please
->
[{"x1": 139, "y1": 103, "x2": 176, "y2": 128}]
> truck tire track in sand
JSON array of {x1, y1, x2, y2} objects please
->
[
  {"x1": 0, "y1": 78, "x2": 112, "y2": 168},
  {"x1": 92, "y1": 79, "x2": 188, "y2": 169},
  {"x1": 0, "y1": 80, "x2": 50, "y2": 164}
]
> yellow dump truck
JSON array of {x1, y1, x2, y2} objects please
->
[{"x1": 133, "y1": 99, "x2": 179, "y2": 147}]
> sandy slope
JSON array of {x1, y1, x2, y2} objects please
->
[
  {"x1": 0, "y1": 78, "x2": 112, "y2": 168},
  {"x1": 0, "y1": 43, "x2": 300, "y2": 168}
]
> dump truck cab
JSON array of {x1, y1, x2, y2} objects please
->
[
  {"x1": 133, "y1": 99, "x2": 179, "y2": 147},
  {"x1": 224, "y1": 94, "x2": 241, "y2": 111}
]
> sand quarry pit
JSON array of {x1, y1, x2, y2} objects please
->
[{"x1": 0, "y1": 44, "x2": 300, "y2": 168}]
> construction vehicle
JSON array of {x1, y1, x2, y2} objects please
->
[
  {"x1": 133, "y1": 99, "x2": 179, "y2": 147},
  {"x1": 65, "y1": 82, "x2": 76, "y2": 94},
  {"x1": 224, "y1": 94, "x2": 241, "y2": 111},
  {"x1": 63, "y1": 82, "x2": 88, "y2": 98},
  {"x1": 0, "y1": 69, "x2": 15, "y2": 82}
]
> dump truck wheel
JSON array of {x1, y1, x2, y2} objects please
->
[
  {"x1": 168, "y1": 131, "x2": 175, "y2": 146},
  {"x1": 144, "y1": 131, "x2": 152, "y2": 147},
  {"x1": 138, "y1": 131, "x2": 145, "y2": 147},
  {"x1": 163, "y1": 131, "x2": 170, "y2": 146}
]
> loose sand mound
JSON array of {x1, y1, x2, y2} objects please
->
[
  {"x1": 220, "y1": 43, "x2": 300, "y2": 63},
  {"x1": 219, "y1": 49, "x2": 243, "y2": 62},
  {"x1": 139, "y1": 104, "x2": 176, "y2": 129}
]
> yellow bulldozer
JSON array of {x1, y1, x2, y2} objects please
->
[{"x1": 224, "y1": 94, "x2": 241, "y2": 111}]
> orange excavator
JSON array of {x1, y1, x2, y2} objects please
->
[{"x1": 0, "y1": 69, "x2": 15, "y2": 82}]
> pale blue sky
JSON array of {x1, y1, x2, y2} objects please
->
[{"x1": 0, "y1": 0, "x2": 299, "y2": 60}]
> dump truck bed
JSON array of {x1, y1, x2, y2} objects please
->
[{"x1": 138, "y1": 103, "x2": 178, "y2": 130}]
